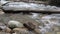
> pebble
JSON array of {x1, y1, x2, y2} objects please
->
[
  {"x1": 5, "y1": 27, "x2": 11, "y2": 33},
  {"x1": 56, "y1": 32, "x2": 60, "y2": 34},
  {"x1": 13, "y1": 28, "x2": 28, "y2": 32},
  {"x1": 0, "y1": 9, "x2": 5, "y2": 15},
  {"x1": 13, "y1": 33, "x2": 17, "y2": 34},
  {"x1": 13, "y1": 28, "x2": 28, "y2": 34}
]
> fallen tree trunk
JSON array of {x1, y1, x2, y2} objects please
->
[{"x1": 1, "y1": 1, "x2": 60, "y2": 13}]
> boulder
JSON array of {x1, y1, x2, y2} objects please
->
[{"x1": 8, "y1": 20, "x2": 24, "y2": 29}]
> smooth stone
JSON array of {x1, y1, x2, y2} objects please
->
[
  {"x1": 0, "y1": 9, "x2": 5, "y2": 15},
  {"x1": 5, "y1": 27, "x2": 11, "y2": 33},
  {"x1": 8, "y1": 20, "x2": 24, "y2": 28},
  {"x1": 13, "y1": 28, "x2": 28, "y2": 32}
]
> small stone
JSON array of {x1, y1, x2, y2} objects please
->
[
  {"x1": 0, "y1": 25, "x2": 7, "y2": 31},
  {"x1": 56, "y1": 32, "x2": 60, "y2": 34},
  {"x1": 13, "y1": 28, "x2": 28, "y2": 32},
  {"x1": 34, "y1": 29, "x2": 41, "y2": 34},
  {"x1": 6, "y1": 33, "x2": 10, "y2": 34},
  {"x1": 46, "y1": 32, "x2": 51, "y2": 34},
  {"x1": 5, "y1": 27, "x2": 11, "y2": 33},
  {"x1": 12, "y1": 32, "x2": 17, "y2": 34},
  {"x1": 53, "y1": 27, "x2": 59, "y2": 32},
  {"x1": 13, "y1": 28, "x2": 28, "y2": 34},
  {"x1": 0, "y1": 9, "x2": 4, "y2": 15},
  {"x1": 45, "y1": 32, "x2": 55, "y2": 34}
]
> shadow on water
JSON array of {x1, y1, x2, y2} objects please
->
[{"x1": 3, "y1": 10, "x2": 60, "y2": 15}]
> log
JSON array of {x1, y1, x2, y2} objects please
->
[{"x1": 1, "y1": 1, "x2": 60, "y2": 13}]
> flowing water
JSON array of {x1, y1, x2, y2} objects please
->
[
  {"x1": 0, "y1": 9, "x2": 60, "y2": 34},
  {"x1": 28, "y1": 13, "x2": 60, "y2": 34}
]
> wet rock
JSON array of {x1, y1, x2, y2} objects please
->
[
  {"x1": 52, "y1": 26, "x2": 60, "y2": 32},
  {"x1": 0, "y1": 26, "x2": 6, "y2": 30},
  {"x1": 0, "y1": 9, "x2": 5, "y2": 15},
  {"x1": 0, "y1": 23, "x2": 7, "y2": 31},
  {"x1": 56, "y1": 31, "x2": 60, "y2": 34},
  {"x1": 45, "y1": 32, "x2": 55, "y2": 34},
  {"x1": 0, "y1": 32, "x2": 7, "y2": 34},
  {"x1": 13, "y1": 28, "x2": 28, "y2": 32},
  {"x1": 34, "y1": 29, "x2": 41, "y2": 34},
  {"x1": 12, "y1": 32, "x2": 17, "y2": 34},
  {"x1": 23, "y1": 22, "x2": 36, "y2": 31},
  {"x1": 5, "y1": 27, "x2": 11, "y2": 33},
  {"x1": 6, "y1": 33, "x2": 10, "y2": 34},
  {"x1": 13, "y1": 28, "x2": 28, "y2": 34},
  {"x1": 8, "y1": 20, "x2": 24, "y2": 29}
]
